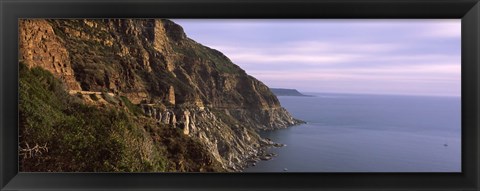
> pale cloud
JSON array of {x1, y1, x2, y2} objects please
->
[
  {"x1": 416, "y1": 21, "x2": 461, "y2": 38},
  {"x1": 174, "y1": 19, "x2": 461, "y2": 96},
  {"x1": 216, "y1": 44, "x2": 458, "y2": 69},
  {"x1": 249, "y1": 64, "x2": 460, "y2": 82},
  {"x1": 248, "y1": 63, "x2": 460, "y2": 96},
  {"x1": 210, "y1": 41, "x2": 404, "y2": 54},
  {"x1": 225, "y1": 53, "x2": 359, "y2": 64}
]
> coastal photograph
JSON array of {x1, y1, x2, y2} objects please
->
[{"x1": 19, "y1": 19, "x2": 460, "y2": 172}]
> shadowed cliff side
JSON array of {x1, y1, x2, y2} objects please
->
[{"x1": 19, "y1": 19, "x2": 303, "y2": 171}]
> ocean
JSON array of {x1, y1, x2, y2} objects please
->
[{"x1": 244, "y1": 93, "x2": 461, "y2": 172}]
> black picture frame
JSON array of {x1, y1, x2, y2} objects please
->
[{"x1": 1, "y1": 0, "x2": 479, "y2": 190}]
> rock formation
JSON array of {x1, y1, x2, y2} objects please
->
[{"x1": 19, "y1": 19, "x2": 303, "y2": 171}]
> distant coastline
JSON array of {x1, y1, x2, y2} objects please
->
[{"x1": 270, "y1": 88, "x2": 313, "y2": 97}]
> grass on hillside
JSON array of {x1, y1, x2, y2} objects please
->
[
  {"x1": 19, "y1": 63, "x2": 168, "y2": 172},
  {"x1": 19, "y1": 62, "x2": 224, "y2": 172}
]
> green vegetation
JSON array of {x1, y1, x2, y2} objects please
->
[
  {"x1": 18, "y1": 19, "x2": 283, "y2": 172},
  {"x1": 144, "y1": 124, "x2": 225, "y2": 172},
  {"x1": 199, "y1": 46, "x2": 241, "y2": 74},
  {"x1": 48, "y1": 20, "x2": 120, "y2": 90},
  {"x1": 19, "y1": 63, "x2": 224, "y2": 172},
  {"x1": 171, "y1": 42, "x2": 239, "y2": 74},
  {"x1": 101, "y1": 91, "x2": 119, "y2": 105},
  {"x1": 120, "y1": 96, "x2": 143, "y2": 116},
  {"x1": 19, "y1": 63, "x2": 167, "y2": 172}
]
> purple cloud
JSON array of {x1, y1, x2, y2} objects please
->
[{"x1": 173, "y1": 19, "x2": 460, "y2": 97}]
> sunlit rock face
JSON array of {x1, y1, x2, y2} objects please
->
[{"x1": 19, "y1": 19, "x2": 303, "y2": 171}]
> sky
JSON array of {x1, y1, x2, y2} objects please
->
[{"x1": 173, "y1": 19, "x2": 461, "y2": 97}]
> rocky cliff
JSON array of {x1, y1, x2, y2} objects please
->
[{"x1": 19, "y1": 19, "x2": 302, "y2": 171}]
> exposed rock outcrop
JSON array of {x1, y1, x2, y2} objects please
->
[
  {"x1": 19, "y1": 19, "x2": 81, "y2": 90},
  {"x1": 19, "y1": 19, "x2": 303, "y2": 171}
]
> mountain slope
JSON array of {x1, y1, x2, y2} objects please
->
[
  {"x1": 19, "y1": 19, "x2": 302, "y2": 171},
  {"x1": 270, "y1": 88, "x2": 313, "y2": 97}
]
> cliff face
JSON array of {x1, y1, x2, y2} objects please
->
[
  {"x1": 19, "y1": 19, "x2": 302, "y2": 171},
  {"x1": 19, "y1": 20, "x2": 81, "y2": 90}
]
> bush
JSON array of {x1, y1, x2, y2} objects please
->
[
  {"x1": 120, "y1": 96, "x2": 143, "y2": 116},
  {"x1": 101, "y1": 91, "x2": 119, "y2": 104},
  {"x1": 19, "y1": 63, "x2": 168, "y2": 172}
]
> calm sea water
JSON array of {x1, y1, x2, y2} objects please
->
[{"x1": 244, "y1": 93, "x2": 461, "y2": 172}]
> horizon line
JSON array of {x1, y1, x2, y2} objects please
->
[{"x1": 293, "y1": 90, "x2": 461, "y2": 98}]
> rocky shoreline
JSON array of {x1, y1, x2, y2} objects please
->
[
  {"x1": 19, "y1": 18, "x2": 305, "y2": 172},
  {"x1": 241, "y1": 121, "x2": 307, "y2": 171},
  {"x1": 243, "y1": 138, "x2": 286, "y2": 170}
]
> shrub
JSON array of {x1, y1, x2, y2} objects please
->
[
  {"x1": 120, "y1": 96, "x2": 143, "y2": 116},
  {"x1": 19, "y1": 63, "x2": 168, "y2": 172},
  {"x1": 101, "y1": 91, "x2": 119, "y2": 105}
]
